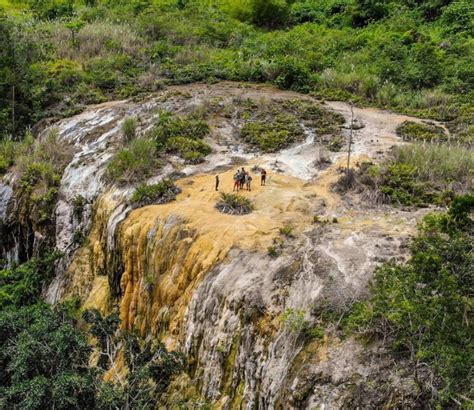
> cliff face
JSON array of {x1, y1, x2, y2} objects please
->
[{"x1": 0, "y1": 82, "x2": 438, "y2": 408}]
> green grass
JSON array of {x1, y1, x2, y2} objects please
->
[
  {"x1": 391, "y1": 143, "x2": 473, "y2": 192},
  {"x1": 396, "y1": 121, "x2": 449, "y2": 143},
  {"x1": 216, "y1": 192, "x2": 253, "y2": 215},
  {"x1": 130, "y1": 180, "x2": 180, "y2": 206},
  {"x1": 279, "y1": 223, "x2": 294, "y2": 238},
  {"x1": 121, "y1": 117, "x2": 138, "y2": 143},
  {"x1": 337, "y1": 143, "x2": 473, "y2": 207},
  {"x1": 106, "y1": 138, "x2": 160, "y2": 185},
  {"x1": 1, "y1": 0, "x2": 472, "y2": 142}
]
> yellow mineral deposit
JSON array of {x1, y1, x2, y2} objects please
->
[
  {"x1": 69, "y1": 154, "x2": 372, "y2": 349},
  {"x1": 118, "y1": 160, "x2": 342, "y2": 345}
]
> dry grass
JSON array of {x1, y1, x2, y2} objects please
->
[
  {"x1": 49, "y1": 21, "x2": 147, "y2": 63},
  {"x1": 391, "y1": 143, "x2": 473, "y2": 193}
]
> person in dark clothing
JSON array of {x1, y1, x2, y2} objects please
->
[
  {"x1": 215, "y1": 175, "x2": 220, "y2": 191},
  {"x1": 260, "y1": 168, "x2": 267, "y2": 186},
  {"x1": 239, "y1": 167, "x2": 246, "y2": 190},
  {"x1": 246, "y1": 173, "x2": 253, "y2": 191}
]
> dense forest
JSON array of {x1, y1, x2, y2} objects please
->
[
  {"x1": 0, "y1": 0, "x2": 472, "y2": 142},
  {"x1": 0, "y1": 0, "x2": 473, "y2": 408}
]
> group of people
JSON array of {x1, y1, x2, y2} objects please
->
[{"x1": 215, "y1": 167, "x2": 267, "y2": 192}]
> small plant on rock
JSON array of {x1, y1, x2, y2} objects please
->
[
  {"x1": 122, "y1": 117, "x2": 138, "y2": 143},
  {"x1": 72, "y1": 195, "x2": 87, "y2": 220},
  {"x1": 267, "y1": 245, "x2": 280, "y2": 258},
  {"x1": 130, "y1": 180, "x2": 181, "y2": 207},
  {"x1": 279, "y1": 223, "x2": 294, "y2": 238},
  {"x1": 396, "y1": 121, "x2": 448, "y2": 143},
  {"x1": 216, "y1": 192, "x2": 252, "y2": 215}
]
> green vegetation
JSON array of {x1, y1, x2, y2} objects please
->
[
  {"x1": 239, "y1": 99, "x2": 343, "y2": 152},
  {"x1": 396, "y1": 120, "x2": 450, "y2": 143},
  {"x1": 241, "y1": 112, "x2": 304, "y2": 152},
  {"x1": 279, "y1": 223, "x2": 294, "y2": 238},
  {"x1": 72, "y1": 194, "x2": 86, "y2": 219},
  {"x1": 130, "y1": 179, "x2": 180, "y2": 207},
  {"x1": 121, "y1": 116, "x2": 138, "y2": 143},
  {"x1": 149, "y1": 112, "x2": 212, "y2": 163},
  {"x1": 1, "y1": 129, "x2": 74, "y2": 223},
  {"x1": 0, "y1": 252, "x2": 59, "y2": 308},
  {"x1": 107, "y1": 112, "x2": 212, "y2": 186},
  {"x1": 0, "y1": 252, "x2": 185, "y2": 409},
  {"x1": 345, "y1": 195, "x2": 473, "y2": 406},
  {"x1": 282, "y1": 308, "x2": 325, "y2": 340},
  {"x1": 216, "y1": 192, "x2": 252, "y2": 215},
  {"x1": 267, "y1": 245, "x2": 281, "y2": 258},
  {"x1": 1, "y1": 0, "x2": 472, "y2": 144},
  {"x1": 106, "y1": 138, "x2": 159, "y2": 185},
  {"x1": 337, "y1": 143, "x2": 473, "y2": 207}
]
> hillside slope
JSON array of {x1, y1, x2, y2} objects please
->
[{"x1": 1, "y1": 82, "x2": 453, "y2": 407}]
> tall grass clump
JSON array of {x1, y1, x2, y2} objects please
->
[
  {"x1": 392, "y1": 143, "x2": 473, "y2": 193},
  {"x1": 122, "y1": 117, "x2": 138, "y2": 143},
  {"x1": 334, "y1": 143, "x2": 473, "y2": 207},
  {"x1": 130, "y1": 179, "x2": 181, "y2": 207},
  {"x1": 216, "y1": 192, "x2": 252, "y2": 215},
  {"x1": 106, "y1": 138, "x2": 159, "y2": 185},
  {"x1": 396, "y1": 121, "x2": 449, "y2": 143}
]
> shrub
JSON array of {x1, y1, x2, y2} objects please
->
[
  {"x1": 216, "y1": 192, "x2": 252, "y2": 215},
  {"x1": 279, "y1": 223, "x2": 294, "y2": 238},
  {"x1": 324, "y1": 134, "x2": 345, "y2": 152},
  {"x1": 241, "y1": 113, "x2": 304, "y2": 152},
  {"x1": 130, "y1": 180, "x2": 181, "y2": 206},
  {"x1": 396, "y1": 121, "x2": 449, "y2": 143},
  {"x1": 122, "y1": 117, "x2": 138, "y2": 143},
  {"x1": 165, "y1": 136, "x2": 211, "y2": 163},
  {"x1": 106, "y1": 138, "x2": 159, "y2": 185},
  {"x1": 149, "y1": 113, "x2": 212, "y2": 162},
  {"x1": 335, "y1": 144, "x2": 473, "y2": 207},
  {"x1": 345, "y1": 196, "x2": 473, "y2": 405},
  {"x1": 151, "y1": 113, "x2": 210, "y2": 148},
  {"x1": 72, "y1": 195, "x2": 86, "y2": 220},
  {"x1": 271, "y1": 57, "x2": 311, "y2": 91},
  {"x1": 0, "y1": 252, "x2": 60, "y2": 308},
  {"x1": 267, "y1": 245, "x2": 281, "y2": 258}
]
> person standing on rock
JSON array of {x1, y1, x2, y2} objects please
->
[
  {"x1": 240, "y1": 167, "x2": 246, "y2": 190},
  {"x1": 233, "y1": 170, "x2": 241, "y2": 192},
  {"x1": 246, "y1": 173, "x2": 253, "y2": 191},
  {"x1": 260, "y1": 168, "x2": 267, "y2": 186},
  {"x1": 215, "y1": 175, "x2": 220, "y2": 191}
]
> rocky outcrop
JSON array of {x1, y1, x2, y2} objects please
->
[{"x1": 0, "y1": 82, "x2": 439, "y2": 408}]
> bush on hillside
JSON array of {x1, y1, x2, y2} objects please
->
[
  {"x1": 334, "y1": 143, "x2": 473, "y2": 207},
  {"x1": 345, "y1": 195, "x2": 473, "y2": 405},
  {"x1": 396, "y1": 121, "x2": 449, "y2": 143},
  {"x1": 148, "y1": 112, "x2": 212, "y2": 162},
  {"x1": 122, "y1": 117, "x2": 138, "y2": 143},
  {"x1": 216, "y1": 192, "x2": 253, "y2": 215},
  {"x1": 130, "y1": 180, "x2": 181, "y2": 207},
  {"x1": 241, "y1": 113, "x2": 304, "y2": 152},
  {"x1": 106, "y1": 138, "x2": 160, "y2": 185}
]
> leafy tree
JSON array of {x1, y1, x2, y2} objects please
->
[
  {"x1": 346, "y1": 194, "x2": 473, "y2": 405},
  {"x1": 0, "y1": 303, "x2": 98, "y2": 409},
  {"x1": 83, "y1": 309, "x2": 186, "y2": 409},
  {"x1": 0, "y1": 252, "x2": 60, "y2": 308}
]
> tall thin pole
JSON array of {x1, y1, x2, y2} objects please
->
[{"x1": 347, "y1": 101, "x2": 354, "y2": 172}]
